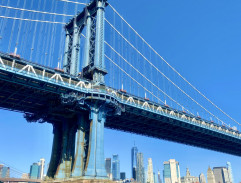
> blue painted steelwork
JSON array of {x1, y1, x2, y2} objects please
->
[
  {"x1": 1, "y1": 53, "x2": 241, "y2": 179},
  {"x1": 1, "y1": 0, "x2": 241, "y2": 181}
]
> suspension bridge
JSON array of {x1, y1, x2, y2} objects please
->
[
  {"x1": 0, "y1": 162, "x2": 42, "y2": 182},
  {"x1": 0, "y1": 0, "x2": 240, "y2": 181}
]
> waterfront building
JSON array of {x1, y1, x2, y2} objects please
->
[
  {"x1": 181, "y1": 168, "x2": 199, "y2": 183},
  {"x1": 131, "y1": 145, "x2": 138, "y2": 180},
  {"x1": 120, "y1": 172, "x2": 126, "y2": 180},
  {"x1": 147, "y1": 158, "x2": 154, "y2": 183},
  {"x1": 207, "y1": 167, "x2": 215, "y2": 183},
  {"x1": 213, "y1": 167, "x2": 230, "y2": 183},
  {"x1": 163, "y1": 159, "x2": 181, "y2": 183},
  {"x1": 227, "y1": 162, "x2": 234, "y2": 183},
  {"x1": 105, "y1": 158, "x2": 111, "y2": 179},
  {"x1": 112, "y1": 154, "x2": 120, "y2": 181},
  {"x1": 30, "y1": 163, "x2": 39, "y2": 179},
  {"x1": 199, "y1": 173, "x2": 206, "y2": 183},
  {"x1": 136, "y1": 152, "x2": 145, "y2": 183}
]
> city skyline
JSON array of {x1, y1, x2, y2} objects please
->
[
  {"x1": 1, "y1": 0, "x2": 241, "y2": 182},
  {"x1": 0, "y1": 153, "x2": 236, "y2": 183}
]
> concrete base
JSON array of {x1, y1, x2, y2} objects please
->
[{"x1": 44, "y1": 178, "x2": 115, "y2": 183}]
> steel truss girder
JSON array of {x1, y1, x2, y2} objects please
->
[{"x1": 106, "y1": 110, "x2": 241, "y2": 156}]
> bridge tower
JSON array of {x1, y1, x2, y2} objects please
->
[
  {"x1": 46, "y1": 0, "x2": 113, "y2": 180},
  {"x1": 63, "y1": 0, "x2": 107, "y2": 83}
]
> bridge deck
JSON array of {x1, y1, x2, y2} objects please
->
[{"x1": 1, "y1": 52, "x2": 241, "y2": 156}]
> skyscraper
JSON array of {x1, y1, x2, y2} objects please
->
[
  {"x1": 30, "y1": 163, "x2": 40, "y2": 179},
  {"x1": 227, "y1": 162, "x2": 234, "y2": 183},
  {"x1": 158, "y1": 171, "x2": 162, "y2": 183},
  {"x1": 38, "y1": 158, "x2": 45, "y2": 180},
  {"x1": 154, "y1": 172, "x2": 156, "y2": 183},
  {"x1": 163, "y1": 159, "x2": 181, "y2": 183},
  {"x1": 0, "y1": 165, "x2": 10, "y2": 178},
  {"x1": 213, "y1": 167, "x2": 231, "y2": 183},
  {"x1": 147, "y1": 158, "x2": 154, "y2": 183},
  {"x1": 136, "y1": 152, "x2": 145, "y2": 183},
  {"x1": 112, "y1": 154, "x2": 120, "y2": 181},
  {"x1": 131, "y1": 145, "x2": 138, "y2": 180},
  {"x1": 120, "y1": 172, "x2": 126, "y2": 180},
  {"x1": 207, "y1": 167, "x2": 215, "y2": 183},
  {"x1": 199, "y1": 173, "x2": 206, "y2": 183},
  {"x1": 105, "y1": 158, "x2": 111, "y2": 179}
]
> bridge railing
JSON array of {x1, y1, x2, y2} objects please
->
[{"x1": 0, "y1": 53, "x2": 240, "y2": 139}]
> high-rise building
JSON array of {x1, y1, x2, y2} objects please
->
[
  {"x1": 207, "y1": 167, "x2": 215, "y2": 183},
  {"x1": 0, "y1": 165, "x2": 3, "y2": 178},
  {"x1": 147, "y1": 158, "x2": 154, "y2": 183},
  {"x1": 136, "y1": 152, "x2": 145, "y2": 183},
  {"x1": 227, "y1": 162, "x2": 234, "y2": 183},
  {"x1": 120, "y1": 172, "x2": 126, "y2": 180},
  {"x1": 112, "y1": 154, "x2": 120, "y2": 181},
  {"x1": 199, "y1": 173, "x2": 206, "y2": 183},
  {"x1": 213, "y1": 167, "x2": 231, "y2": 183},
  {"x1": 158, "y1": 170, "x2": 162, "y2": 183},
  {"x1": 0, "y1": 166, "x2": 10, "y2": 178},
  {"x1": 181, "y1": 168, "x2": 199, "y2": 183},
  {"x1": 131, "y1": 145, "x2": 138, "y2": 180},
  {"x1": 105, "y1": 158, "x2": 111, "y2": 179},
  {"x1": 30, "y1": 163, "x2": 40, "y2": 179},
  {"x1": 163, "y1": 159, "x2": 181, "y2": 183},
  {"x1": 38, "y1": 158, "x2": 45, "y2": 180}
]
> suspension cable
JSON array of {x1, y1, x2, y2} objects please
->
[
  {"x1": 104, "y1": 41, "x2": 232, "y2": 125},
  {"x1": 0, "y1": 15, "x2": 65, "y2": 24},
  {"x1": 105, "y1": 17, "x2": 239, "y2": 126},
  {"x1": 108, "y1": 3, "x2": 239, "y2": 126},
  {"x1": 56, "y1": 0, "x2": 87, "y2": 5},
  {"x1": 0, "y1": 5, "x2": 73, "y2": 17},
  {"x1": 105, "y1": 54, "x2": 165, "y2": 105}
]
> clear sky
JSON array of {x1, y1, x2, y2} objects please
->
[{"x1": 1, "y1": 0, "x2": 241, "y2": 182}]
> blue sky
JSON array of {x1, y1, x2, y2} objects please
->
[{"x1": 1, "y1": 0, "x2": 241, "y2": 182}]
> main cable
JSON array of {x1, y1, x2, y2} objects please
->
[
  {"x1": 105, "y1": 54, "x2": 165, "y2": 105},
  {"x1": 0, "y1": 5, "x2": 73, "y2": 17},
  {"x1": 56, "y1": 0, "x2": 87, "y2": 5},
  {"x1": 108, "y1": 3, "x2": 239, "y2": 126},
  {"x1": 0, "y1": 15, "x2": 65, "y2": 24}
]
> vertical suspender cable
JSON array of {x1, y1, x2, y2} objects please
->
[
  {"x1": 15, "y1": 0, "x2": 27, "y2": 55},
  {"x1": 7, "y1": 0, "x2": 20, "y2": 53},
  {"x1": 48, "y1": 1, "x2": 58, "y2": 67},
  {"x1": 58, "y1": 1, "x2": 68, "y2": 69},
  {"x1": 0, "y1": 0, "x2": 10, "y2": 49},
  {"x1": 21, "y1": 0, "x2": 34, "y2": 58},
  {"x1": 30, "y1": 0, "x2": 42, "y2": 61}
]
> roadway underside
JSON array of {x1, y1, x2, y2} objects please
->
[
  {"x1": 1, "y1": 74, "x2": 241, "y2": 157},
  {"x1": 0, "y1": 77, "x2": 81, "y2": 123},
  {"x1": 106, "y1": 106, "x2": 241, "y2": 157}
]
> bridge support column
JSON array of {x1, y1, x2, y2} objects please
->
[
  {"x1": 47, "y1": 123, "x2": 62, "y2": 179},
  {"x1": 84, "y1": 104, "x2": 107, "y2": 178},
  {"x1": 71, "y1": 114, "x2": 89, "y2": 177},
  {"x1": 55, "y1": 121, "x2": 76, "y2": 179}
]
